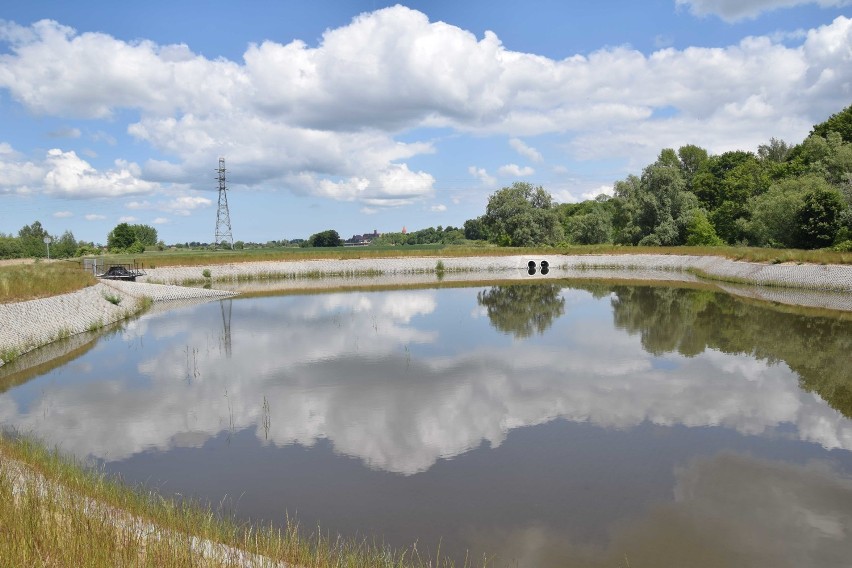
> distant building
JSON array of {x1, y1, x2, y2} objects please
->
[{"x1": 344, "y1": 229, "x2": 380, "y2": 246}]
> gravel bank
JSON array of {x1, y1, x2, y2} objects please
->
[
  {"x1": 141, "y1": 254, "x2": 852, "y2": 293},
  {"x1": 2, "y1": 254, "x2": 850, "y2": 369}
]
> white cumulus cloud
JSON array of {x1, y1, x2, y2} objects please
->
[
  {"x1": 509, "y1": 138, "x2": 543, "y2": 162},
  {"x1": 498, "y1": 164, "x2": 535, "y2": 177},
  {"x1": 468, "y1": 166, "x2": 496, "y2": 187},
  {"x1": 0, "y1": 8, "x2": 851, "y2": 206}
]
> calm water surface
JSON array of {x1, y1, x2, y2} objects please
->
[{"x1": 2, "y1": 282, "x2": 852, "y2": 567}]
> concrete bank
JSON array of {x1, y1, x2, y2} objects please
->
[
  {"x1": 140, "y1": 254, "x2": 852, "y2": 293},
  {"x1": 0, "y1": 281, "x2": 234, "y2": 368},
  {"x1": 2, "y1": 254, "x2": 851, "y2": 368}
]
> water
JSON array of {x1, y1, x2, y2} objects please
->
[{"x1": 2, "y1": 282, "x2": 852, "y2": 567}]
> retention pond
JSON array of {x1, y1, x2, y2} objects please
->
[{"x1": 2, "y1": 281, "x2": 852, "y2": 567}]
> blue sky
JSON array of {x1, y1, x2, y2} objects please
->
[{"x1": 1, "y1": 0, "x2": 850, "y2": 244}]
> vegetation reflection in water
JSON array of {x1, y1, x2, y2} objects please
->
[{"x1": 1, "y1": 283, "x2": 852, "y2": 567}]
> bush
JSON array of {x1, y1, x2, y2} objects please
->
[{"x1": 686, "y1": 211, "x2": 724, "y2": 246}]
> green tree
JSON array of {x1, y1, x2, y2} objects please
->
[
  {"x1": 483, "y1": 182, "x2": 563, "y2": 246},
  {"x1": 129, "y1": 224, "x2": 158, "y2": 246},
  {"x1": 107, "y1": 223, "x2": 136, "y2": 251},
  {"x1": 743, "y1": 175, "x2": 822, "y2": 248},
  {"x1": 686, "y1": 211, "x2": 723, "y2": 246},
  {"x1": 692, "y1": 151, "x2": 755, "y2": 210},
  {"x1": 566, "y1": 210, "x2": 613, "y2": 244},
  {"x1": 757, "y1": 138, "x2": 791, "y2": 163},
  {"x1": 677, "y1": 144, "x2": 709, "y2": 191},
  {"x1": 613, "y1": 151, "x2": 699, "y2": 246},
  {"x1": 795, "y1": 186, "x2": 845, "y2": 249},
  {"x1": 810, "y1": 103, "x2": 852, "y2": 144},
  {"x1": 308, "y1": 229, "x2": 343, "y2": 247},
  {"x1": 0, "y1": 233, "x2": 23, "y2": 259},
  {"x1": 18, "y1": 221, "x2": 50, "y2": 258},
  {"x1": 463, "y1": 217, "x2": 488, "y2": 241},
  {"x1": 53, "y1": 230, "x2": 78, "y2": 258}
]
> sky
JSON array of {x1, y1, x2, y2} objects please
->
[{"x1": 0, "y1": 0, "x2": 850, "y2": 244}]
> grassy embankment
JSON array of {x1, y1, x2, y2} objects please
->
[
  {"x1": 0, "y1": 433, "x2": 471, "y2": 567},
  {"x1": 0, "y1": 261, "x2": 96, "y2": 304}
]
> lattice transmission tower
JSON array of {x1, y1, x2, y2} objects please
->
[{"x1": 214, "y1": 157, "x2": 234, "y2": 249}]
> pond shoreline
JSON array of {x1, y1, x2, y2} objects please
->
[{"x1": 2, "y1": 253, "x2": 851, "y2": 369}]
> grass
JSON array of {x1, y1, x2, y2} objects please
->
[
  {"x1": 102, "y1": 291, "x2": 122, "y2": 305},
  {"x1": 0, "y1": 261, "x2": 96, "y2": 304},
  {"x1": 0, "y1": 432, "x2": 477, "y2": 568}
]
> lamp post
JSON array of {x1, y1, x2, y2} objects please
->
[{"x1": 44, "y1": 236, "x2": 52, "y2": 260}]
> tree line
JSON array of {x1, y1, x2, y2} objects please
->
[
  {"x1": 0, "y1": 221, "x2": 160, "y2": 260},
  {"x1": 464, "y1": 104, "x2": 852, "y2": 251}
]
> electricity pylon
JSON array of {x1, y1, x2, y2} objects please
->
[{"x1": 214, "y1": 157, "x2": 234, "y2": 249}]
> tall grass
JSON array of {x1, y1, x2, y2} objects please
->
[
  {"x1": 0, "y1": 261, "x2": 95, "y2": 304},
  {"x1": 0, "y1": 433, "x2": 476, "y2": 568}
]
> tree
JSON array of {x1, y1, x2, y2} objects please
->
[
  {"x1": 463, "y1": 217, "x2": 488, "y2": 241},
  {"x1": 795, "y1": 186, "x2": 845, "y2": 249},
  {"x1": 308, "y1": 229, "x2": 343, "y2": 247},
  {"x1": 692, "y1": 151, "x2": 756, "y2": 210},
  {"x1": 18, "y1": 221, "x2": 50, "y2": 258},
  {"x1": 612, "y1": 151, "x2": 699, "y2": 246},
  {"x1": 685, "y1": 211, "x2": 723, "y2": 246},
  {"x1": 107, "y1": 223, "x2": 136, "y2": 251},
  {"x1": 677, "y1": 144, "x2": 709, "y2": 191},
  {"x1": 0, "y1": 233, "x2": 23, "y2": 259},
  {"x1": 561, "y1": 199, "x2": 614, "y2": 245},
  {"x1": 810, "y1": 103, "x2": 852, "y2": 144},
  {"x1": 743, "y1": 175, "x2": 820, "y2": 247},
  {"x1": 757, "y1": 138, "x2": 791, "y2": 163},
  {"x1": 53, "y1": 230, "x2": 78, "y2": 258},
  {"x1": 129, "y1": 224, "x2": 158, "y2": 246},
  {"x1": 482, "y1": 182, "x2": 563, "y2": 246}
]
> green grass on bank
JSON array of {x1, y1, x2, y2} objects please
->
[
  {"x1": 0, "y1": 432, "x2": 475, "y2": 568},
  {"x1": 0, "y1": 261, "x2": 96, "y2": 304}
]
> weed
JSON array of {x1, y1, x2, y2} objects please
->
[
  {"x1": 0, "y1": 347, "x2": 20, "y2": 365},
  {"x1": 102, "y1": 291, "x2": 122, "y2": 305},
  {"x1": 435, "y1": 260, "x2": 446, "y2": 280},
  {"x1": 202, "y1": 269, "x2": 212, "y2": 279},
  {"x1": 86, "y1": 318, "x2": 104, "y2": 333}
]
